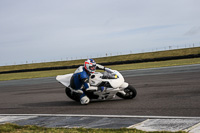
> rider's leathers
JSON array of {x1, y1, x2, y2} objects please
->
[{"x1": 70, "y1": 66, "x2": 91, "y2": 99}]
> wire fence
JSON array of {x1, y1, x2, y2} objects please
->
[{"x1": 2, "y1": 42, "x2": 200, "y2": 66}]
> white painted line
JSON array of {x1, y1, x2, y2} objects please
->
[
  {"x1": 0, "y1": 114, "x2": 200, "y2": 132},
  {"x1": 0, "y1": 116, "x2": 37, "y2": 124},
  {"x1": 127, "y1": 119, "x2": 149, "y2": 129},
  {"x1": 184, "y1": 122, "x2": 200, "y2": 133},
  {"x1": 130, "y1": 119, "x2": 200, "y2": 132},
  {"x1": 0, "y1": 114, "x2": 200, "y2": 119}
]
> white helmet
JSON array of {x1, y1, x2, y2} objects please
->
[{"x1": 84, "y1": 59, "x2": 96, "y2": 73}]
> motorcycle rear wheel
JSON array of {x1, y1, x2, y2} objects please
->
[
  {"x1": 65, "y1": 87, "x2": 80, "y2": 102},
  {"x1": 116, "y1": 85, "x2": 137, "y2": 99}
]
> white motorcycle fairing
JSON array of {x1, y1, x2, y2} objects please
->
[{"x1": 56, "y1": 73, "x2": 73, "y2": 87}]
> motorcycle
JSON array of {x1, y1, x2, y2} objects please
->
[{"x1": 56, "y1": 66, "x2": 137, "y2": 103}]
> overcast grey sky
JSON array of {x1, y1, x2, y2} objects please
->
[{"x1": 0, "y1": 0, "x2": 200, "y2": 66}]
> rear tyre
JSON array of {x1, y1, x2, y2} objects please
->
[
  {"x1": 116, "y1": 85, "x2": 137, "y2": 99},
  {"x1": 65, "y1": 87, "x2": 80, "y2": 102}
]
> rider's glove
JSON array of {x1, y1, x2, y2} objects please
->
[{"x1": 96, "y1": 64, "x2": 105, "y2": 70}]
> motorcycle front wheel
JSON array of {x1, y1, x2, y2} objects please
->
[{"x1": 116, "y1": 85, "x2": 137, "y2": 99}]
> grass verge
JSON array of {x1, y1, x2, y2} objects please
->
[
  {"x1": 0, "y1": 47, "x2": 200, "y2": 72},
  {"x1": 0, "y1": 123, "x2": 187, "y2": 133},
  {"x1": 0, "y1": 58, "x2": 200, "y2": 81}
]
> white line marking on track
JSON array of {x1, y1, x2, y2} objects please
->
[
  {"x1": 0, "y1": 116, "x2": 37, "y2": 124},
  {"x1": 1, "y1": 114, "x2": 200, "y2": 119},
  {"x1": 184, "y1": 122, "x2": 200, "y2": 133},
  {"x1": 127, "y1": 119, "x2": 149, "y2": 128},
  {"x1": 129, "y1": 119, "x2": 200, "y2": 132},
  {"x1": 1, "y1": 114, "x2": 200, "y2": 132}
]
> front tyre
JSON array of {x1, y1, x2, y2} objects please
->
[{"x1": 116, "y1": 85, "x2": 137, "y2": 99}]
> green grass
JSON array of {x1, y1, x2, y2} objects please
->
[
  {"x1": 1, "y1": 57, "x2": 200, "y2": 81},
  {"x1": 109, "y1": 57, "x2": 200, "y2": 71},
  {"x1": 0, "y1": 123, "x2": 187, "y2": 133},
  {"x1": 0, "y1": 47, "x2": 200, "y2": 81},
  {"x1": 0, "y1": 47, "x2": 200, "y2": 72}
]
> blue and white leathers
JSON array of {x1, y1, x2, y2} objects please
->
[{"x1": 70, "y1": 66, "x2": 90, "y2": 99}]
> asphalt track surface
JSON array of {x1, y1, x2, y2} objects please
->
[{"x1": 0, "y1": 64, "x2": 200, "y2": 117}]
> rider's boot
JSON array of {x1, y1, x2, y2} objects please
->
[{"x1": 80, "y1": 94, "x2": 90, "y2": 105}]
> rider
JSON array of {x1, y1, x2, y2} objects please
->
[{"x1": 70, "y1": 59, "x2": 105, "y2": 105}]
